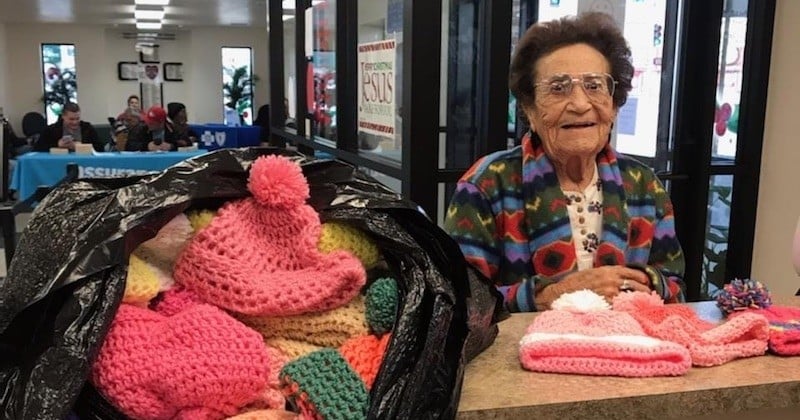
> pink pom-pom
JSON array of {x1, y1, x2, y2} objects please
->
[
  {"x1": 612, "y1": 290, "x2": 663, "y2": 312},
  {"x1": 248, "y1": 155, "x2": 309, "y2": 208}
]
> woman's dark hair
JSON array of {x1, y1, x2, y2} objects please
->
[{"x1": 509, "y1": 12, "x2": 634, "y2": 110}]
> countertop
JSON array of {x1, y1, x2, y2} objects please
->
[{"x1": 457, "y1": 297, "x2": 800, "y2": 419}]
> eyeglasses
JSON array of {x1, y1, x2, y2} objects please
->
[{"x1": 533, "y1": 72, "x2": 617, "y2": 103}]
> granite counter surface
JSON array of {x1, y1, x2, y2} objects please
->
[{"x1": 457, "y1": 297, "x2": 800, "y2": 419}]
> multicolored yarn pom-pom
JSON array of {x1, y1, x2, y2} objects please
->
[{"x1": 716, "y1": 278, "x2": 772, "y2": 315}]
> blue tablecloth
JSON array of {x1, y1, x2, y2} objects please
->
[
  {"x1": 190, "y1": 124, "x2": 262, "y2": 150},
  {"x1": 9, "y1": 151, "x2": 206, "y2": 201}
]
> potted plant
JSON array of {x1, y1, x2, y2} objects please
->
[
  {"x1": 222, "y1": 65, "x2": 259, "y2": 125},
  {"x1": 41, "y1": 66, "x2": 77, "y2": 120}
]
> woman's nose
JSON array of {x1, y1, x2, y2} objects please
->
[{"x1": 566, "y1": 85, "x2": 593, "y2": 112}]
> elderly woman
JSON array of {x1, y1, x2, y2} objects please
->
[{"x1": 444, "y1": 12, "x2": 685, "y2": 312}]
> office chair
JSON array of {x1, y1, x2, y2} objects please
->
[{"x1": 21, "y1": 112, "x2": 47, "y2": 138}]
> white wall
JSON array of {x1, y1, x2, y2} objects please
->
[
  {"x1": 751, "y1": 0, "x2": 800, "y2": 296},
  {"x1": 1, "y1": 23, "x2": 269, "y2": 127},
  {"x1": 184, "y1": 26, "x2": 269, "y2": 124}
]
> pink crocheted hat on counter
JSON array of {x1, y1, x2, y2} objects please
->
[
  {"x1": 730, "y1": 305, "x2": 800, "y2": 356},
  {"x1": 613, "y1": 291, "x2": 770, "y2": 366},
  {"x1": 519, "y1": 290, "x2": 691, "y2": 377},
  {"x1": 91, "y1": 303, "x2": 273, "y2": 420},
  {"x1": 173, "y1": 155, "x2": 366, "y2": 316}
]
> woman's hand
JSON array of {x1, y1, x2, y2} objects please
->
[
  {"x1": 560, "y1": 266, "x2": 650, "y2": 300},
  {"x1": 536, "y1": 266, "x2": 651, "y2": 309}
]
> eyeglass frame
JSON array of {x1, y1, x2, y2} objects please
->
[{"x1": 532, "y1": 72, "x2": 618, "y2": 103}]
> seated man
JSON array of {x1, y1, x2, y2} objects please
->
[
  {"x1": 125, "y1": 106, "x2": 174, "y2": 152},
  {"x1": 34, "y1": 102, "x2": 103, "y2": 152},
  {"x1": 166, "y1": 102, "x2": 198, "y2": 148}
]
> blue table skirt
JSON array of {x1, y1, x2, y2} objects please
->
[
  {"x1": 190, "y1": 125, "x2": 262, "y2": 150},
  {"x1": 10, "y1": 151, "x2": 206, "y2": 202}
]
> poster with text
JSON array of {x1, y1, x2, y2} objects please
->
[{"x1": 358, "y1": 39, "x2": 396, "y2": 139}]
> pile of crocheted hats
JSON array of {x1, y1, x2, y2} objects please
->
[
  {"x1": 520, "y1": 289, "x2": 773, "y2": 377},
  {"x1": 92, "y1": 155, "x2": 400, "y2": 419},
  {"x1": 715, "y1": 278, "x2": 800, "y2": 356}
]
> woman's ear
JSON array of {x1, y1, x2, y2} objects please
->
[{"x1": 520, "y1": 102, "x2": 537, "y2": 132}]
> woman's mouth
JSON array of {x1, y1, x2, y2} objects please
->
[{"x1": 561, "y1": 122, "x2": 596, "y2": 129}]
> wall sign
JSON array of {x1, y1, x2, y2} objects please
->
[{"x1": 357, "y1": 39, "x2": 396, "y2": 139}]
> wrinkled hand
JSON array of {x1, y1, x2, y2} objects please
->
[{"x1": 559, "y1": 266, "x2": 651, "y2": 302}]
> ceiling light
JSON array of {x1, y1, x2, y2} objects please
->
[
  {"x1": 134, "y1": 8, "x2": 165, "y2": 20},
  {"x1": 282, "y1": 14, "x2": 294, "y2": 21},
  {"x1": 136, "y1": 21, "x2": 162, "y2": 30},
  {"x1": 135, "y1": 0, "x2": 169, "y2": 5}
]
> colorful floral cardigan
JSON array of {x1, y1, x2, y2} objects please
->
[{"x1": 444, "y1": 134, "x2": 685, "y2": 312}]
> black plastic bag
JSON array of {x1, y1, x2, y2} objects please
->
[{"x1": 0, "y1": 148, "x2": 503, "y2": 419}]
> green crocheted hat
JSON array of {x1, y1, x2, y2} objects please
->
[
  {"x1": 365, "y1": 277, "x2": 398, "y2": 335},
  {"x1": 280, "y1": 348, "x2": 368, "y2": 420}
]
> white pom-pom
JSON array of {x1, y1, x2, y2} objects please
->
[{"x1": 550, "y1": 290, "x2": 610, "y2": 312}]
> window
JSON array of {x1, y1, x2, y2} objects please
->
[
  {"x1": 519, "y1": 0, "x2": 669, "y2": 159},
  {"x1": 283, "y1": 0, "x2": 297, "y2": 130},
  {"x1": 41, "y1": 43, "x2": 76, "y2": 124},
  {"x1": 356, "y1": 0, "x2": 403, "y2": 162},
  {"x1": 712, "y1": 2, "x2": 747, "y2": 161},
  {"x1": 311, "y1": 0, "x2": 337, "y2": 142},
  {"x1": 221, "y1": 47, "x2": 255, "y2": 126}
]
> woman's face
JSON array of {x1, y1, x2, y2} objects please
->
[
  {"x1": 522, "y1": 43, "x2": 617, "y2": 164},
  {"x1": 128, "y1": 97, "x2": 140, "y2": 111},
  {"x1": 175, "y1": 109, "x2": 187, "y2": 124}
]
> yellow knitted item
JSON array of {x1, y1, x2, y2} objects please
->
[
  {"x1": 318, "y1": 222, "x2": 380, "y2": 269},
  {"x1": 186, "y1": 209, "x2": 217, "y2": 232},
  {"x1": 132, "y1": 214, "x2": 195, "y2": 292},
  {"x1": 123, "y1": 254, "x2": 161, "y2": 304},
  {"x1": 264, "y1": 338, "x2": 322, "y2": 361},
  {"x1": 240, "y1": 296, "x2": 369, "y2": 359}
]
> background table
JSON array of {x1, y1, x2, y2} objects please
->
[
  {"x1": 457, "y1": 297, "x2": 800, "y2": 419},
  {"x1": 190, "y1": 124, "x2": 262, "y2": 150},
  {"x1": 9, "y1": 151, "x2": 205, "y2": 201}
]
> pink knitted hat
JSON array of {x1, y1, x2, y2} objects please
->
[
  {"x1": 91, "y1": 303, "x2": 273, "y2": 420},
  {"x1": 715, "y1": 279, "x2": 800, "y2": 356},
  {"x1": 173, "y1": 155, "x2": 366, "y2": 316},
  {"x1": 519, "y1": 290, "x2": 691, "y2": 377},
  {"x1": 613, "y1": 291, "x2": 769, "y2": 366},
  {"x1": 730, "y1": 306, "x2": 800, "y2": 356}
]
